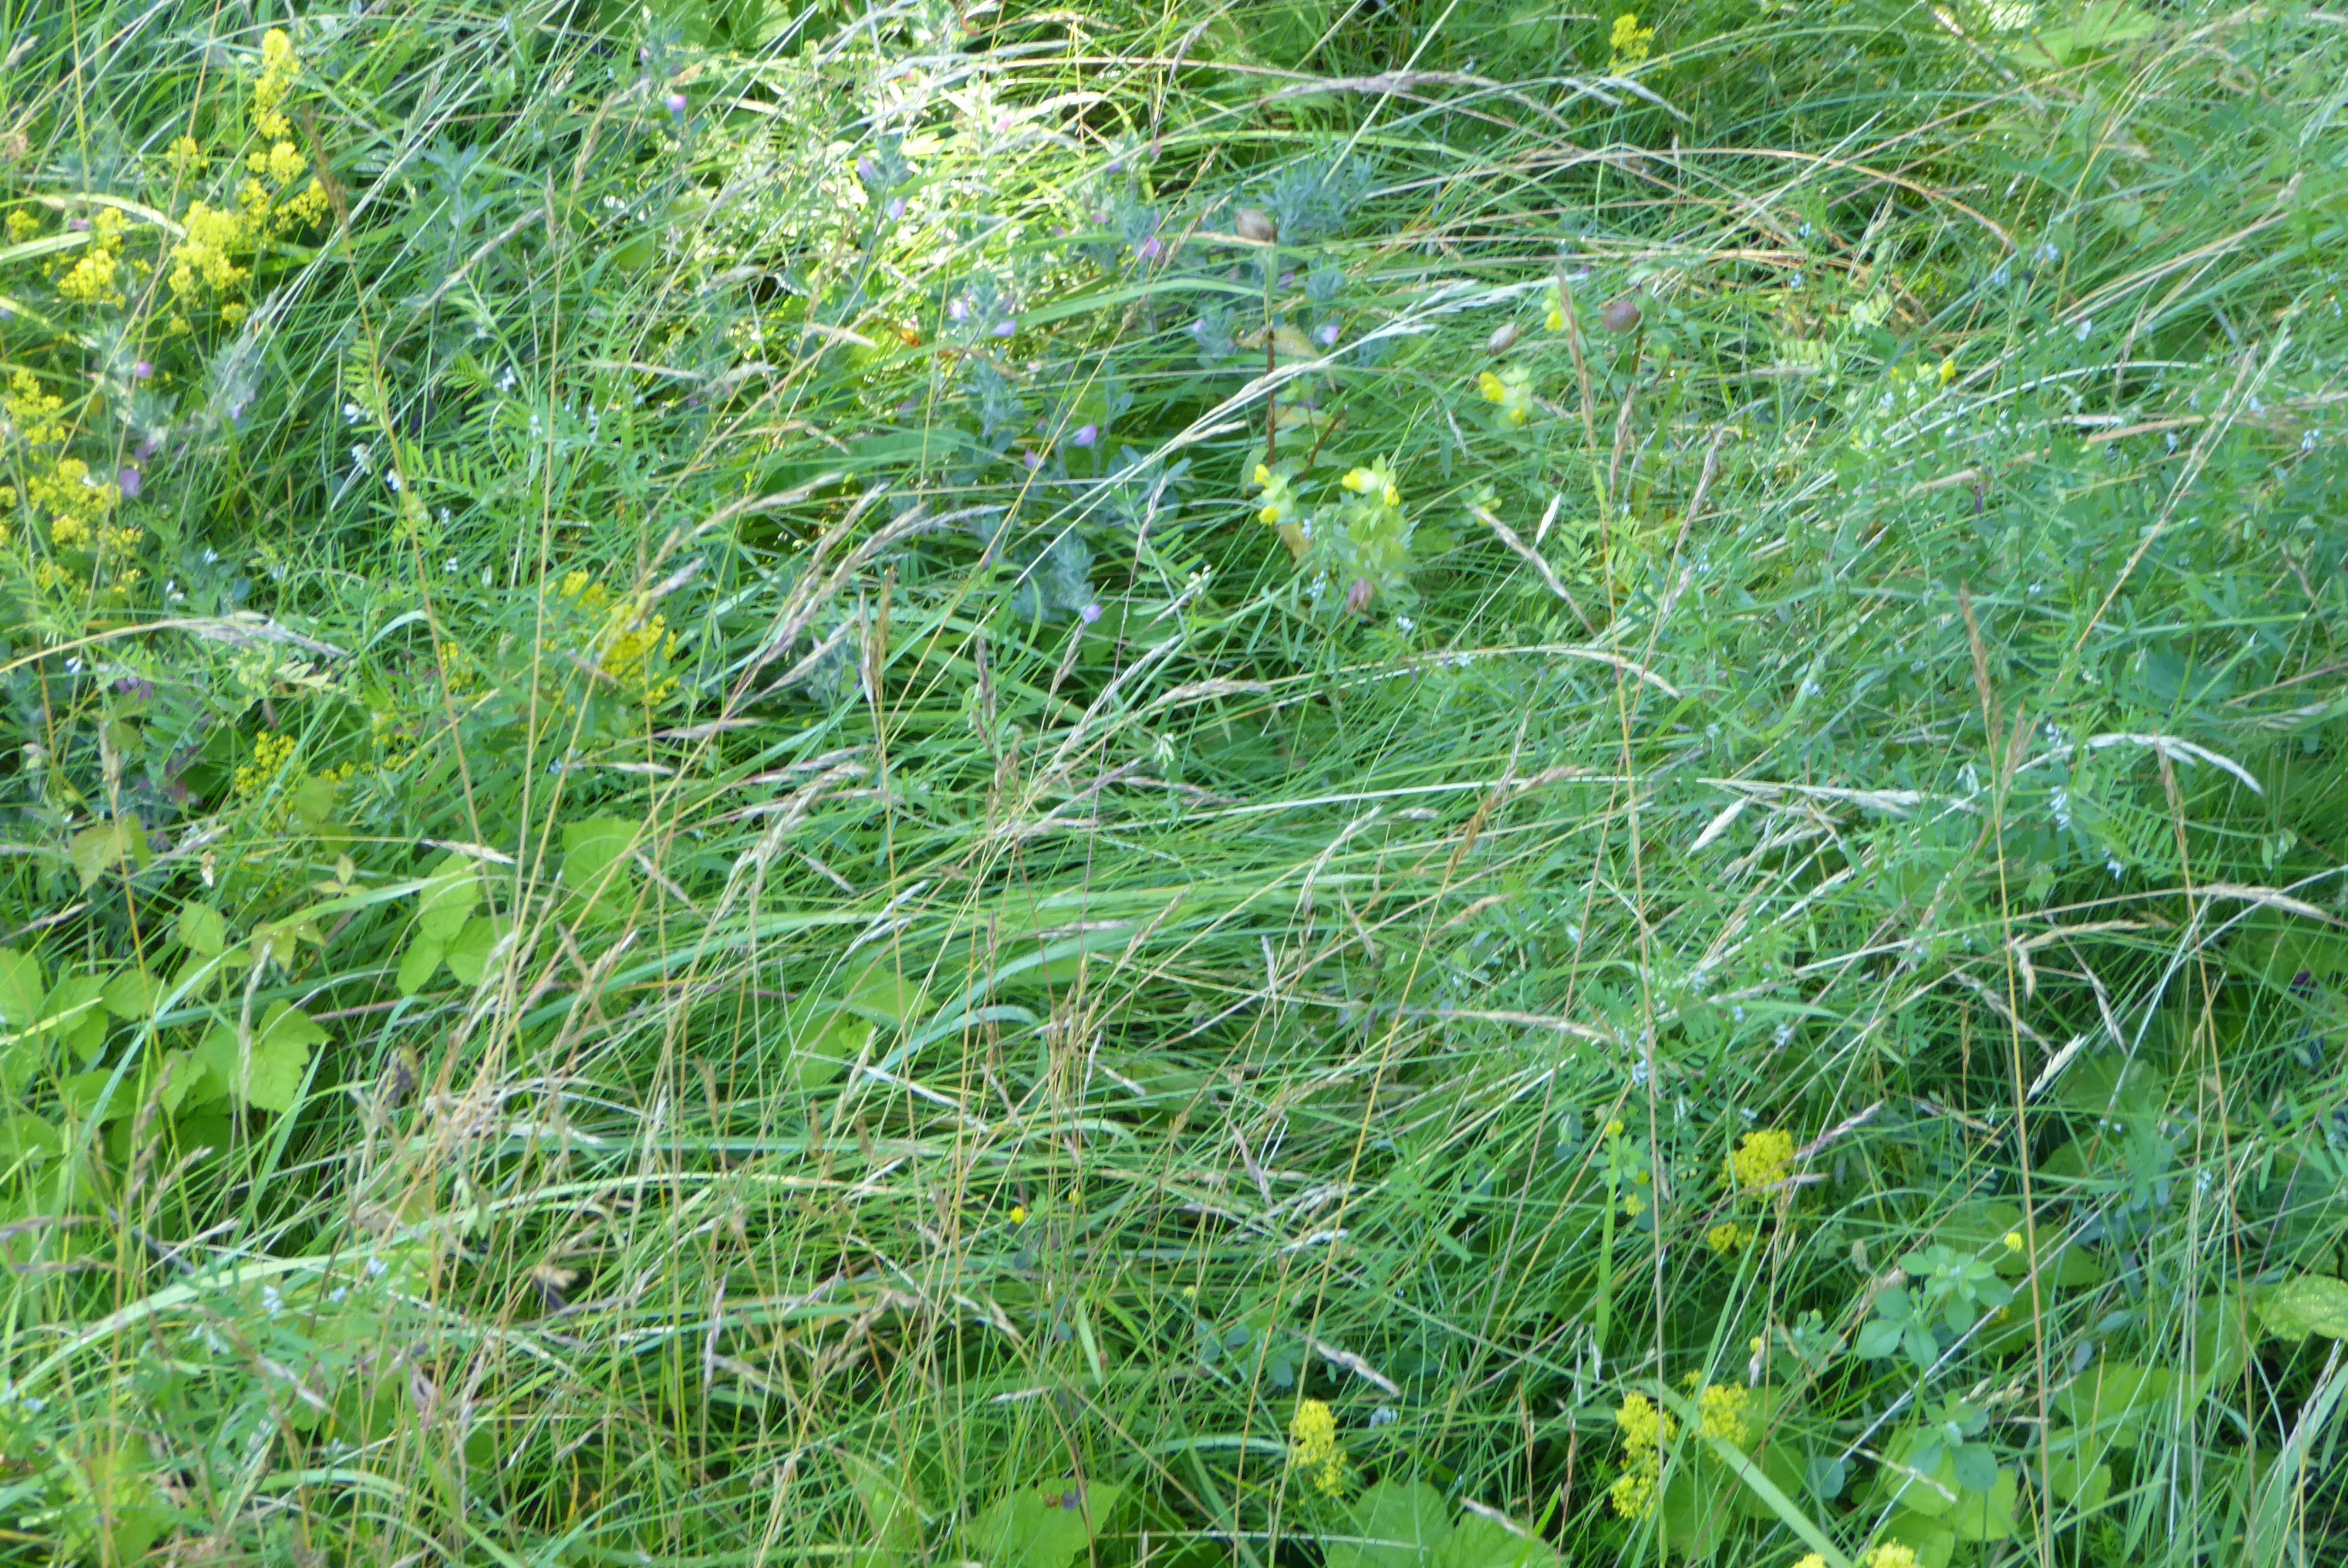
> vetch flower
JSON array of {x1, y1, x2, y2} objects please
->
[
  {"x1": 117, "y1": 466, "x2": 141, "y2": 500},
  {"x1": 1072, "y1": 423, "x2": 1098, "y2": 448}
]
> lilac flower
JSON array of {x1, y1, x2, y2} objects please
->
[
  {"x1": 1315, "y1": 322, "x2": 1340, "y2": 347},
  {"x1": 887, "y1": 197, "x2": 906, "y2": 221},
  {"x1": 1136, "y1": 235, "x2": 1162, "y2": 262},
  {"x1": 1079, "y1": 602, "x2": 1102, "y2": 624},
  {"x1": 132, "y1": 359, "x2": 154, "y2": 380},
  {"x1": 68, "y1": 217, "x2": 90, "y2": 232},
  {"x1": 856, "y1": 156, "x2": 879, "y2": 187},
  {"x1": 991, "y1": 318, "x2": 1017, "y2": 338},
  {"x1": 1072, "y1": 423, "x2": 1098, "y2": 448},
  {"x1": 947, "y1": 298, "x2": 971, "y2": 323},
  {"x1": 1024, "y1": 448, "x2": 1044, "y2": 470},
  {"x1": 134, "y1": 432, "x2": 161, "y2": 461},
  {"x1": 664, "y1": 91, "x2": 688, "y2": 118},
  {"x1": 118, "y1": 466, "x2": 142, "y2": 499}
]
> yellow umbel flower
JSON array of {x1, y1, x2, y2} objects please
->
[
  {"x1": 1609, "y1": 12, "x2": 1655, "y2": 69},
  {"x1": 1705, "y1": 1222, "x2": 1752, "y2": 1255},
  {"x1": 1289, "y1": 1398, "x2": 1348, "y2": 1498},
  {"x1": 1608, "y1": 1392, "x2": 1675, "y2": 1519},
  {"x1": 234, "y1": 731, "x2": 299, "y2": 796},
  {"x1": 1726, "y1": 1127, "x2": 1796, "y2": 1191},
  {"x1": 253, "y1": 29, "x2": 299, "y2": 140},
  {"x1": 1697, "y1": 1383, "x2": 1751, "y2": 1447}
]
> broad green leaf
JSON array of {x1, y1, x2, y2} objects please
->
[
  {"x1": 0, "y1": 1113, "x2": 63, "y2": 1162},
  {"x1": 397, "y1": 934, "x2": 447, "y2": 995},
  {"x1": 1946, "y1": 1466, "x2": 2016, "y2": 1542},
  {"x1": 288, "y1": 773, "x2": 339, "y2": 831},
  {"x1": 417, "y1": 851, "x2": 480, "y2": 941},
  {"x1": 2258, "y1": 1275, "x2": 2348, "y2": 1342},
  {"x1": 1431, "y1": 1513, "x2": 1554, "y2": 1568},
  {"x1": 1327, "y1": 1481, "x2": 1451, "y2": 1568},
  {"x1": 2048, "y1": 1453, "x2": 2111, "y2": 1516},
  {"x1": 195, "y1": 1001, "x2": 326, "y2": 1113},
  {"x1": 446, "y1": 915, "x2": 507, "y2": 986},
  {"x1": 102, "y1": 967, "x2": 161, "y2": 1019},
  {"x1": 69, "y1": 1432, "x2": 171, "y2": 1565},
  {"x1": 69, "y1": 817, "x2": 150, "y2": 888},
  {"x1": 2053, "y1": 1359, "x2": 2174, "y2": 1448},
  {"x1": 970, "y1": 1482, "x2": 1124, "y2": 1568},
  {"x1": 562, "y1": 815, "x2": 642, "y2": 920},
  {"x1": 1879, "y1": 1513, "x2": 1956, "y2": 1568},
  {"x1": 44, "y1": 971, "x2": 110, "y2": 1064},
  {"x1": 179, "y1": 903, "x2": 228, "y2": 956},
  {"x1": 0, "y1": 947, "x2": 46, "y2": 1029}
]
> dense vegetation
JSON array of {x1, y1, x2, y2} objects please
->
[{"x1": 1, "y1": 0, "x2": 2344, "y2": 1564}]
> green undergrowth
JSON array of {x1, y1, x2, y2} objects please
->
[{"x1": 0, "y1": 0, "x2": 2344, "y2": 1564}]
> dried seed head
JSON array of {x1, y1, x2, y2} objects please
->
[
  {"x1": 1486, "y1": 322, "x2": 1522, "y2": 356},
  {"x1": 1345, "y1": 577, "x2": 1375, "y2": 615},
  {"x1": 1234, "y1": 207, "x2": 1277, "y2": 244},
  {"x1": 1600, "y1": 295, "x2": 1643, "y2": 334}
]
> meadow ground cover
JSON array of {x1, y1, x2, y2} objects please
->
[{"x1": 0, "y1": 0, "x2": 2344, "y2": 1564}]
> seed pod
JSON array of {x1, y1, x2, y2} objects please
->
[
  {"x1": 1345, "y1": 577, "x2": 1375, "y2": 616},
  {"x1": 1234, "y1": 207, "x2": 1277, "y2": 244},
  {"x1": 1486, "y1": 321, "x2": 1522, "y2": 356},
  {"x1": 1600, "y1": 295, "x2": 1642, "y2": 334}
]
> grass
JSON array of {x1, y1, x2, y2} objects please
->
[{"x1": 0, "y1": 0, "x2": 2344, "y2": 1564}]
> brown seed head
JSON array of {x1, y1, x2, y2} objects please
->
[
  {"x1": 1344, "y1": 577, "x2": 1375, "y2": 616},
  {"x1": 1486, "y1": 322, "x2": 1522, "y2": 356},
  {"x1": 1600, "y1": 295, "x2": 1642, "y2": 334},
  {"x1": 1234, "y1": 207, "x2": 1277, "y2": 244}
]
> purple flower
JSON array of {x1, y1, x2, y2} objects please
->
[
  {"x1": 947, "y1": 298, "x2": 971, "y2": 323},
  {"x1": 1315, "y1": 322, "x2": 1340, "y2": 347},
  {"x1": 132, "y1": 359, "x2": 154, "y2": 380},
  {"x1": 664, "y1": 91, "x2": 688, "y2": 117},
  {"x1": 1072, "y1": 423, "x2": 1097, "y2": 448},
  {"x1": 1023, "y1": 448, "x2": 1043, "y2": 470},
  {"x1": 1079, "y1": 602, "x2": 1102, "y2": 624},
  {"x1": 856, "y1": 156, "x2": 879, "y2": 187},
  {"x1": 68, "y1": 217, "x2": 90, "y2": 232},
  {"x1": 1136, "y1": 235, "x2": 1163, "y2": 262},
  {"x1": 117, "y1": 466, "x2": 142, "y2": 499},
  {"x1": 886, "y1": 197, "x2": 906, "y2": 221},
  {"x1": 134, "y1": 431, "x2": 161, "y2": 460},
  {"x1": 991, "y1": 318, "x2": 1017, "y2": 338}
]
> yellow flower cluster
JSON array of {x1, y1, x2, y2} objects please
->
[
  {"x1": 558, "y1": 571, "x2": 682, "y2": 705},
  {"x1": 28, "y1": 458, "x2": 127, "y2": 555},
  {"x1": 1706, "y1": 1222, "x2": 1754, "y2": 1255},
  {"x1": 252, "y1": 29, "x2": 299, "y2": 140},
  {"x1": 1726, "y1": 1127, "x2": 1796, "y2": 1191},
  {"x1": 1797, "y1": 1547, "x2": 1919, "y2": 1568},
  {"x1": 1288, "y1": 1398, "x2": 1347, "y2": 1498},
  {"x1": 234, "y1": 731, "x2": 299, "y2": 796},
  {"x1": 1340, "y1": 462, "x2": 1402, "y2": 508},
  {"x1": 166, "y1": 31, "x2": 329, "y2": 306},
  {"x1": 5, "y1": 210, "x2": 38, "y2": 244},
  {"x1": 1609, "y1": 12, "x2": 1655, "y2": 69},
  {"x1": 4, "y1": 370, "x2": 68, "y2": 445},
  {"x1": 1609, "y1": 1393, "x2": 1675, "y2": 1519},
  {"x1": 1476, "y1": 368, "x2": 1536, "y2": 427},
  {"x1": 1697, "y1": 1383, "x2": 1751, "y2": 1447},
  {"x1": 58, "y1": 207, "x2": 131, "y2": 306},
  {"x1": 1251, "y1": 462, "x2": 1308, "y2": 561}
]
